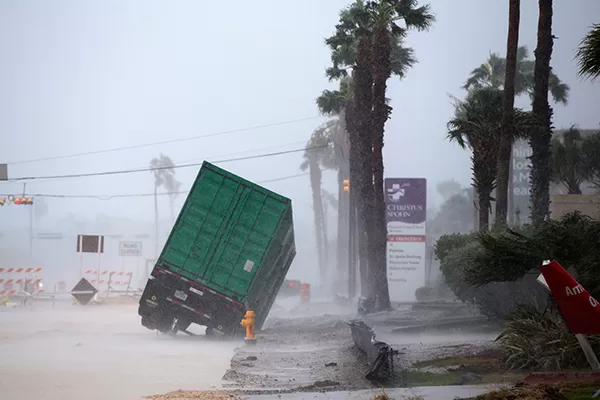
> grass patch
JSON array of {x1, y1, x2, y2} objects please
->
[
  {"x1": 412, "y1": 348, "x2": 503, "y2": 370},
  {"x1": 405, "y1": 370, "x2": 525, "y2": 387},
  {"x1": 474, "y1": 381, "x2": 600, "y2": 400}
]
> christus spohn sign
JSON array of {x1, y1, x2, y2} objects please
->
[{"x1": 384, "y1": 178, "x2": 427, "y2": 236}]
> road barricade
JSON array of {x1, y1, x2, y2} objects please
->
[
  {"x1": 299, "y1": 283, "x2": 311, "y2": 304},
  {"x1": 83, "y1": 270, "x2": 134, "y2": 296},
  {"x1": 0, "y1": 267, "x2": 44, "y2": 296}
]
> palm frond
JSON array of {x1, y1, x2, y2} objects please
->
[
  {"x1": 576, "y1": 23, "x2": 600, "y2": 80},
  {"x1": 548, "y1": 71, "x2": 570, "y2": 105}
]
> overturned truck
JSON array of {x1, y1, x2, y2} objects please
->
[{"x1": 138, "y1": 161, "x2": 296, "y2": 337}]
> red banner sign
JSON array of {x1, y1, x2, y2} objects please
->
[{"x1": 540, "y1": 260, "x2": 600, "y2": 334}]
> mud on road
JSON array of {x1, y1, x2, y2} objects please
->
[
  {"x1": 220, "y1": 301, "x2": 501, "y2": 395},
  {"x1": 222, "y1": 314, "x2": 374, "y2": 394}
]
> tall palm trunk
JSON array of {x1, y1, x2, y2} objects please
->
[
  {"x1": 309, "y1": 159, "x2": 327, "y2": 283},
  {"x1": 345, "y1": 100, "x2": 361, "y2": 298},
  {"x1": 353, "y1": 33, "x2": 376, "y2": 298},
  {"x1": 496, "y1": 0, "x2": 521, "y2": 229},
  {"x1": 335, "y1": 112, "x2": 350, "y2": 283},
  {"x1": 370, "y1": 23, "x2": 392, "y2": 310},
  {"x1": 478, "y1": 192, "x2": 491, "y2": 232},
  {"x1": 530, "y1": 0, "x2": 554, "y2": 226}
]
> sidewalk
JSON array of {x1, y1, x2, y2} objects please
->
[{"x1": 244, "y1": 384, "x2": 498, "y2": 399}]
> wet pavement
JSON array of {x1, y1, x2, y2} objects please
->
[{"x1": 0, "y1": 301, "x2": 236, "y2": 400}]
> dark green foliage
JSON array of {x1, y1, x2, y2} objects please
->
[
  {"x1": 463, "y1": 46, "x2": 570, "y2": 105},
  {"x1": 436, "y1": 233, "x2": 548, "y2": 319},
  {"x1": 581, "y1": 131, "x2": 600, "y2": 190},
  {"x1": 465, "y1": 211, "x2": 600, "y2": 299},
  {"x1": 550, "y1": 127, "x2": 587, "y2": 194},
  {"x1": 576, "y1": 23, "x2": 600, "y2": 80},
  {"x1": 498, "y1": 304, "x2": 600, "y2": 371}
]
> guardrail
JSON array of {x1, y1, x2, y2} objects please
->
[{"x1": 348, "y1": 319, "x2": 402, "y2": 384}]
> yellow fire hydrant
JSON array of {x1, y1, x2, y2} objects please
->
[{"x1": 240, "y1": 310, "x2": 256, "y2": 345}]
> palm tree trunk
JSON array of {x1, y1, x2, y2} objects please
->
[
  {"x1": 335, "y1": 113, "x2": 350, "y2": 281},
  {"x1": 496, "y1": 0, "x2": 521, "y2": 229},
  {"x1": 478, "y1": 192, "x2": 490, "y2": 232},
  {"x1": 353, "y1": 33, "x2": 376, "y2": 299},
  {"x1": 154, "y1": 185, "x2": 159, "y2": 258},
  {"x1": 529, "y1": 0, "x2": 554, "y2": 226},
  {"x1": 370, "y1": 23, "x2": 392, "y2": 310},
  {"x1": 345, "y1": 102, "x2": 360, "y2": 298},
  {"x1": 309, "y1": 160, "x2": 327, "y2": 284},
  {"x1": 336, "y1": 168, "x2": 349, "y2": 273}
]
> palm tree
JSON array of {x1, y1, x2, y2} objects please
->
[
  {"x1": 317, "y1": 77, "x2": 352, "y2": 282},
  {"x1": 496, "y1": 0, "x2": 521, "y2": 229},
  {"x1": 370, "y1": 0, "x2": 433, "y2": 308},
  {"x1": 300, "y1": 121, "x2": 337, "y2": 282},
  {"x1": 324, "y1": 0, "x2": 433, "y2": 308},
  {"x1": 550, "y1": 127, "x2": 587, "y2": 194},
  {"x1": 463, "y1": 46, "x2": 569, "y2": 104},
  {"x1": 149, "y1": 154, "x2": 180, "y2": 257},
  {"x1": 529, "y1": 0, "x2": 554, "y2": 226},
  {"x1": 448, "y1": 87, "x2": 535, "y2": 231},
  {"x1": 582, "y1": 132, "x2": 600, "y2": 190},
  {"x1": 448, "y1": 88, "x2": 503, "y2": 231},
  {"x1": 576, "y1": 24, "x2": 600, "y2": 80},
  {"x1": 463, "y1": 41, "x2": 569, "y2": 228}
]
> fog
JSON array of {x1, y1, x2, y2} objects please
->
[{"x1": 1, "y1": 1, "x2": 599, "y2": 288}]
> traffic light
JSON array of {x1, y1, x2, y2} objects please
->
[
  {"x1": 13, "y1": 197, "x2": 33, "y2": 205},
  {"x1": 343, "y1": 179, "x2": 350, "y2": 193}
]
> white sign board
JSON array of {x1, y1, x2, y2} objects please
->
[
  {"x1": 387, "y1": 236, "x2": 426, "y2": 302},
  {"x1": 119, "y1": 241, "x2": 143, "y2": 257}
]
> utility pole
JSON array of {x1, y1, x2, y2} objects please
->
[
  {"x1": 21, "y1": 183, "x2": 33, "y2": 257},
  {"x1": 345, "y1": 179, "x2": 356, "y2": 299}
]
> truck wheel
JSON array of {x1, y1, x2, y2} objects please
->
[
  {"x1": 156, "y1": 317, "x2": 174, "y2": 334},
  {"x1": 141, "y1": 316, "x2": 157, "y2": 330},
  {"x1": 205, "y1": 327, "x2": 214, "y2": 337}
]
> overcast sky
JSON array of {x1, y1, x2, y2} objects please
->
[{"x1": 1, "y1": 1, "x2": 599, "y2": 273}]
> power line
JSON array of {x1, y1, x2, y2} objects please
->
[
  {"x1": 0, "y1": 173, "x2": 309, "y2": 200},
  {"x1": 7, "y1": 145, "x2": 326, "y2": 182},
  {"x1": 8, "y1": 116, "x2": 323, "y2": 165}
]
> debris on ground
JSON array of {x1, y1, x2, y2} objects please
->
[
  {"x1": 469, "y1": 381, "x2": 600, "y2": 400},
  {"x1": 145, "y1": 390, "x2": 243, "y2": 400}
]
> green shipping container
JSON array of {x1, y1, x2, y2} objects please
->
[{"x1": 152, "y1": 161, "x2": 296, "y2": 330}]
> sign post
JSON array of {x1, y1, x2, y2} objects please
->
[
  {"x1": 537, "y1": 260, "x2": 600, "y2": 371},
  {"x1": 76, "y1": 234, "x2": 104, "y2": 283},
  {"x1": 384, "y1": 178, "x2": 427, "y2": 302}
]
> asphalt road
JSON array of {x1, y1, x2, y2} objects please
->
[{"x1": 0, "y1": 301, "x2": 237, "y2": 400}]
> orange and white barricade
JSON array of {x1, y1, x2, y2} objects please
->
[
  {"x1": 83, "y1": 270, "x2": 133, "y2": 294},
  {"x1": 0, "y1": 267, "x2": 44, "y2": 296},
  {"x1": 299, "y1": 283, "x2": 311, "y2": 304}
]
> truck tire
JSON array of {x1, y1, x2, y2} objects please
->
[
  {"x1": 205, "y1": 327, "x2": 214, "y2": 337},
  {"x1": 141, "y1": 316, "x2": 157, "y2": 330},
  {"x1": 156, "y1": 316, "x2": 174, "y2": 334}
]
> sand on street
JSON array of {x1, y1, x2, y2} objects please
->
[{"x1": 0, "y1": 301, "x2": 237, "y2": 400}]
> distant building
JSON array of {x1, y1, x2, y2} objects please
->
[{"x1": 473, "y1": 129, "x2": 599, "y2": 230}]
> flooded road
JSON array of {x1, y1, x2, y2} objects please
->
[{"x1": 0, "y1": 301, "x2": 237, "y2": 400}]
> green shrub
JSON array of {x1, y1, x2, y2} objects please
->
[
  {"x1": 466, "y1": 212, "x2": 600, "y2": 299},
  {"x1": 435, "y1": 232, "x2": 548, "y2": 319},
  {"x1": 498, "y1": 303, "x2": 600, "y2": 371}
]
